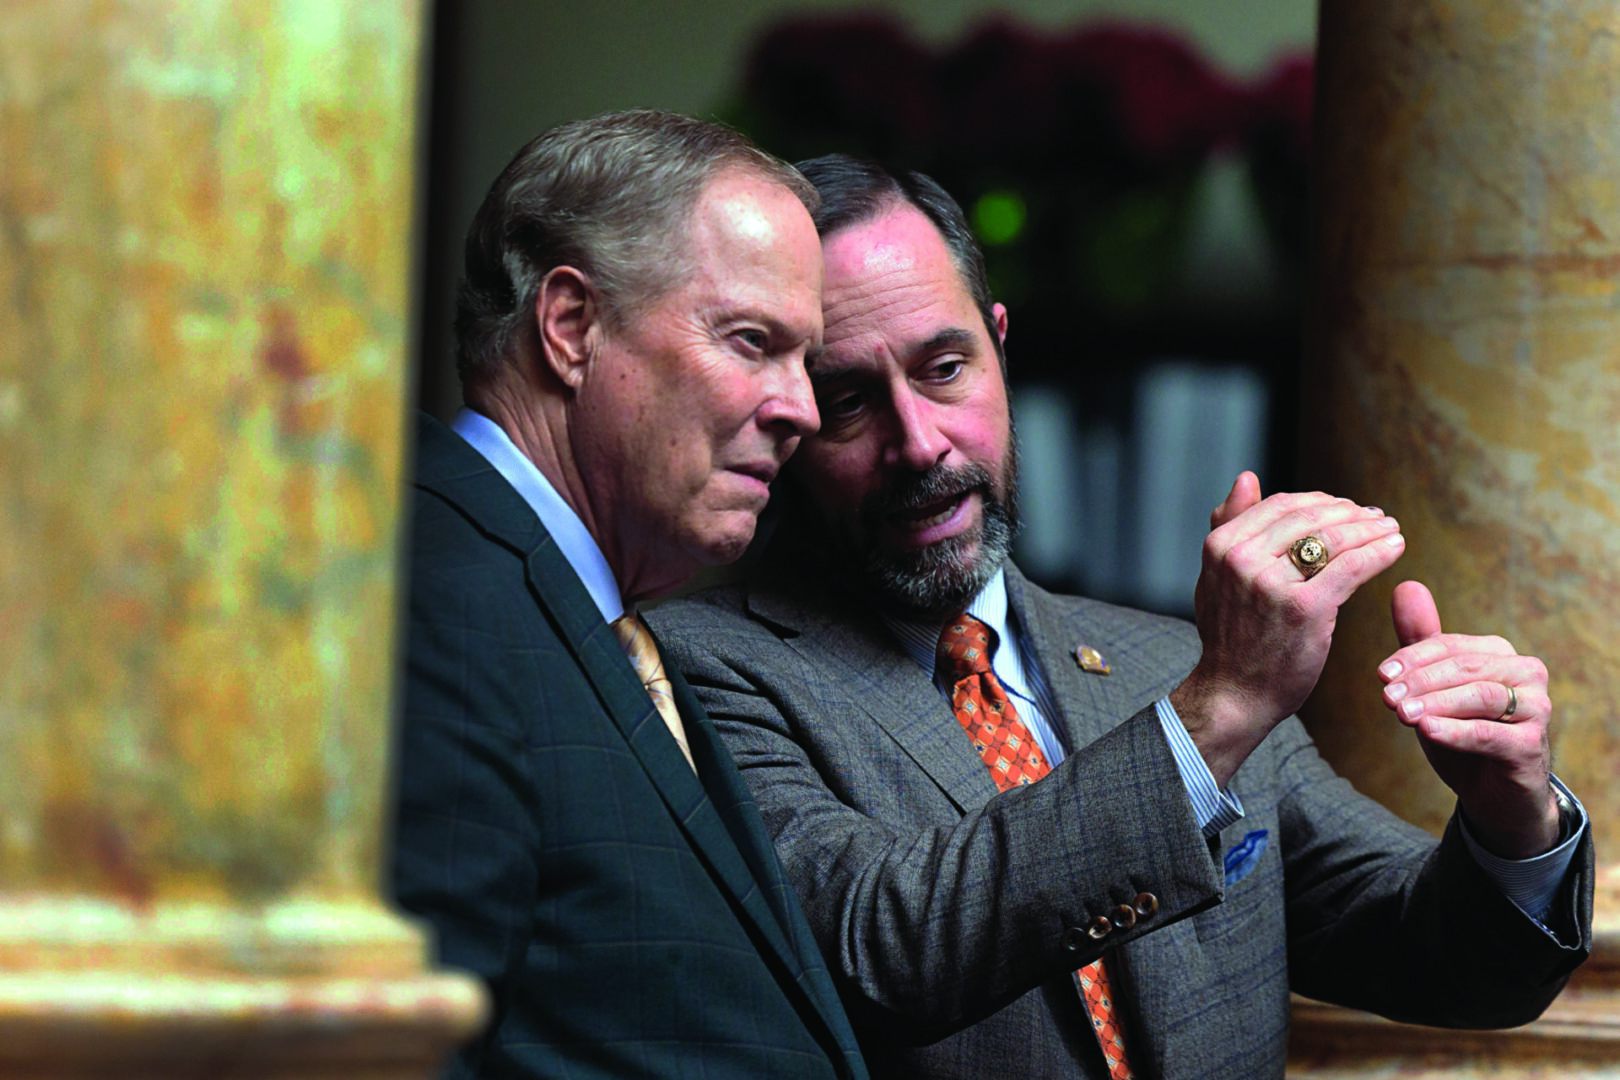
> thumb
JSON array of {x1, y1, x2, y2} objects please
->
[
  {"x1": 1391, "y1": 580, "x2": 1442, "y2": 646},
  {"x1": 1210, "y1": 471, "x2": 1262, "y2": 530}
]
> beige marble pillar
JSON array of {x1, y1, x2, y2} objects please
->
[
  {"x1": 0, "y1": 2, "x2": 484, "y2": 1075},
  {"x1": 1294, "y1": 1, "x2": 1620, "y2": 1074}
]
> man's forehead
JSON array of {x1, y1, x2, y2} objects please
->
[
  {"x1": 821, "y1": 205, "x2": 942, "y2": 283},
  {"x1": 651, "y1": 168, "x2": 821, "y2": 339},
  {"x1": 818, "y1": 205, "x2": 977, "y2": 356},
  {"x1": 681, "y1": 172, "x2": 803, "y2": 269},
  {"x1": 692, "y1": 168, "x2": 795, "y2": 245},
  {"x1": 828, "y1": 231, "x2": 919, "y2": 281}
]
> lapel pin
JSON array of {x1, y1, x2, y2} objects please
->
[{"x1": 1075, "y1": 645, "x2": 1111, "y2": 675}]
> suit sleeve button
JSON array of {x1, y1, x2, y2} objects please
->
[
  {"x1": 1086, "y1": 915, "x2": 1113, "y2": 940},
  {"x1": 1133, "y1": 892, "x2": 1159, "y2": 918},
  {"x1": 1111, "y1": 904, "x2": 1137, "y2": 929},
  {"x1": 1062, "y1": 926, "x2": 1086, "y2": 950}
]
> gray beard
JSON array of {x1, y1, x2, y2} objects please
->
[{"x1": 851, "y1": 450, "x2": 1020, "y2": 621}]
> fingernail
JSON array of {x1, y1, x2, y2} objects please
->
[
  {"x1": 1385, "y1": 533, "x2": 1406, "y2": 547},
  {"x1": 1380, "y1": 516, "x2": 1398, "y2": 529},
  {"x1": 1379, "y1": 660, "x2": 1402, "y2": 679},
  {"x1": 1386, "y1": 681, "x2": 1407, "y2": 702},
  {"x1": 1399, "y1": 699, "x2": 1424, "y2": 721},
  {"x1": 1364, "y1": 506, "x2": 1382, "y2": 516}
]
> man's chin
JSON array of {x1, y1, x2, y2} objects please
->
[
  {"x1": 870, "y1": 531, "x2": 980, "y2": 571},
  {"x1": 861, "y1": 534, "x2": 996, "y2": 620},
  {"x1": 697, "y1": 519, "x2": 758, "y2": 568}
]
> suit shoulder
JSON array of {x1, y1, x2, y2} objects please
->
[
  {"x1": 1025, "y1": 580, "x2": 1199, "y2": 652},
  {"x1": 403, "y1": 483, "x2": 550, "y2": 642},
  {"x1": 1059, "y1": 592, "x2": 1194, "y2": 635},
  {"x1": 646, "y1": 583, "x2": 761, "y2": 658},
  {"x1": 407, "y1": 482, "x2": 515, "y2": 573},
  {"x1": 651, "y1": 580, "x2": 751, "y2": 619}
]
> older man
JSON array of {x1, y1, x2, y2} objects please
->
[
  {"x1": 650, "y1": 156, "x2": 1592, "y2": 1080},
  {"x1": 389, "y1": 113, "x2": 866, "y2": 1080}
]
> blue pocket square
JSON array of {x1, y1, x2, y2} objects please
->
[{"x1": 1223, "y1": 829, "x2": 1268, "y2": 886}]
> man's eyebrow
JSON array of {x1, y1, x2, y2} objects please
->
[
  {"x1": 916, "y1": 327, "x2": 978, "y2": 355},
  {"x1": 808, "y1": 358, "x2": 855, "y2": 387},
  {"x1": 808, "y1": 326, "x2": 981, "y2": 386}
]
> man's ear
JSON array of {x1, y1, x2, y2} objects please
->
[
  {"x1": 992, "y1": 302, "x2": 1008, "y2": 347},
  {"x1": 535, "y1": 266, "x2": 600, "y2": 391}
]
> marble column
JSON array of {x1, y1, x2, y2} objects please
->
[
  {"x1": 1295, "y1": 0, "x2": 1620, "y2": 1074},
  {"x1": 0, "y1": 2, "x2": 484, "y2": 1075}
]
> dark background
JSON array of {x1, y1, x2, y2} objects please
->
[{"x1": 412, "y1": 0, "x2": 1317, "y2": 615}]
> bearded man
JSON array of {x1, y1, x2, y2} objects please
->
[{"x1": 647, "y1": 155, "x2": 1592, "y2": 1080}]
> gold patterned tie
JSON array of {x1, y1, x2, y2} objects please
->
[
  {"x1": 612, "y1": 612, "x2": 696, "y2": 772},
  {"x1": 936, "y1": 614, "x2": 1136, "y2": 1080}
]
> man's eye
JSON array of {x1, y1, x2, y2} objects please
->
[
  {"x1": 928, "y1": 357, "x2": 966, "y2": 382},
  {"x1": 819, "y1": 390, "x2": 864, "y2": 420},
  {"x1": 736, "y1": 329, "x2": 769, "y2": 352}
]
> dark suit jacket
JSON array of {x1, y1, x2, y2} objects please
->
[
  {"x1": 650, "y1": 561, "x2": 1593, "y2": 1080},
  {"x1": 389, "y1": 414, "x2": 868, "y2": 1080}
]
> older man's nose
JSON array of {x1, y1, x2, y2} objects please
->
[{"x1": 758, "y1": 363, "x2": 820, "y2": 438}]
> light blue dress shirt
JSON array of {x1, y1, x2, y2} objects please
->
[
  {"x1": 884, "y1": 569, "x2": 1586, "y2": 928},
  {"x1": 451, "y1": 408, "x2": 624, "y2": 624}
]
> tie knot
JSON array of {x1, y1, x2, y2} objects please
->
[
  {"x1": 936, "y1": 613, "x2": 996, "y2": 683},
  {"x1": 610, "y1": 612, "x2": 696, "y2": 772},
  {"x1": 612, "y1": 612, "x2": 662, "y2": 684}
]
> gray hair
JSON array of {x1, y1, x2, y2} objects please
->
[{"x1": 454, "y1": 109, "x2": 818, "y2": 384}]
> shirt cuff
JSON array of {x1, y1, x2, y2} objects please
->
[
  {"x1": 1155, "y1": 697, "x2": 1244, "y2": 838},
  {"x1": 1457, "y1": 774, "x2": 1586, "y2": 926}
]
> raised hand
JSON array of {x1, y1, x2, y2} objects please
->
[
  {"x1": 1379, "y1": 580, "x2": 1560, "y2": 859},
  {"x1": 1171, "y1": 472, "x2": 1406, "y2": 786}
]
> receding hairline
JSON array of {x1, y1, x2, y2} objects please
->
[
  {"x1": 819, "y1": 194, "x2": 979, "y2": 298},
  {"x1": 613, "y1": 160, "x2": 822, "y2": 320},
  {"x1": 815, "y1": 189, "x2": 910, "y2": 243},
  {"x1": 454, "y1": 108, "x2": 817, "y2": 385}
]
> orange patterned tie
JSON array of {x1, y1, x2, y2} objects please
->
[
  {"x1": 612, "y1": 612, "x2": 696, "y2": 772},
  {"x1": 936, "y1": 615, "x2": 1136, "y2": 1080}
]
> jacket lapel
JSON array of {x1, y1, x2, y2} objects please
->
[
  {"x1": 666, "y1": 669, "x2": 793, "y2": 925},
  {"x1": 1007, "y1": 566, "x2": 1136, "y2": 753},
  {"x1": 749, "y1": 584, "x2": 1000, "y2": 814},
  {"x1": 665, "y1": 662, "x2": 862, "y2": 1053},
  {"x1": 413, "y1": 416, "x2": 821, "y2": 1022}
]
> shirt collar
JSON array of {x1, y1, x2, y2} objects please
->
[
  {"x1": 451, "y1": 408, "x2": 625, "y2": 624},
  {"x1": 882, "y1": 567, "x2": 1010, "y2": 675}
]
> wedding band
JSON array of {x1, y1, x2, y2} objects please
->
[
  {"x1": 1498, "y1": 684, "x2": 1517, "y2": 721},
  {"x1": 1289, "y1": 536, "x2": 1329, "y2": 580}
]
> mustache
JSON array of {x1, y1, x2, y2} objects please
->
[{"x1": 860, "y1": 462, "x2": 996, "y2": 523}]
